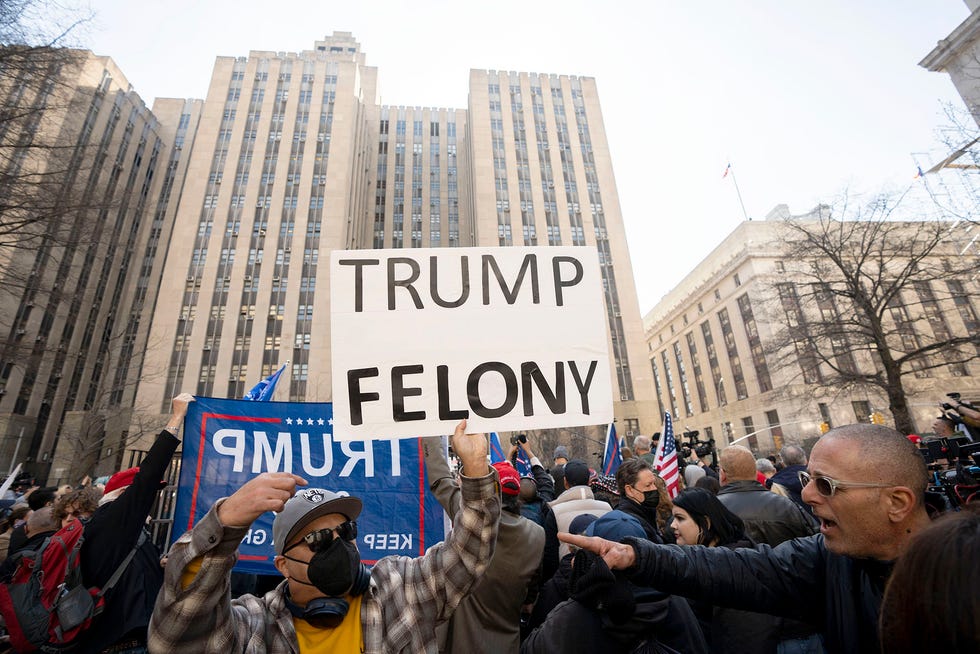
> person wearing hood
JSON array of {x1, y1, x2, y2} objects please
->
[{"x1": 521, "y1": 510, "x2": 706, "y2": 654}]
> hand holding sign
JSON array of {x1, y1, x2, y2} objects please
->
[
  {"x1": 217, "y1": 472, "x2": 308, "y2": 528},
  {"x1": 451, "y1": 419, "x2": 490, "y2": 478}
]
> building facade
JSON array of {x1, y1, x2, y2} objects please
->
[
  {"x1": 0, "y1": 50, "x2": 188, "y2": 482},
  {"x1": 921, "y1": 1, "x2": 980, "y2": 127},
  {"x1": 643, "y1": 206, "x2": 980, "y2": 456},
  {"x1": 113, "y1": 33, "x2": 656, "y2": 468}
]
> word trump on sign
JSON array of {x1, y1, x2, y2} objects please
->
[
  {"x1": 174, "y1": 397, "x2": 446, "y2": 574},
  {"x1": 330, "y1": 246, "x2": 613, "y2": 440}
]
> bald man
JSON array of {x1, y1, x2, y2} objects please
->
[
  {"x1": 561, "y1": 424, "x2": 931, "y2": 654},
  {"x1": 717, "y1": 445, "x2": 816, "y2": 546}
]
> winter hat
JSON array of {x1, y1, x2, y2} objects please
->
[
  {"x1": 553, "y1": 445, "x2": 570, "y2": 461},
  {"x1": 585, "y1": 510, "x2": 646, "y2": 543},
  {"x1": 103, "y1": 467, "x2": 139, "y2": 495},
  {"x1": 590, "y1": 474, "x2": 620, "y2": 497},
  {"x1": 569, "y1": 513, "x2": 600, "y2": 536},
  {"x1": 563, "y1": 460, "x2": 591, "y2": 487}
]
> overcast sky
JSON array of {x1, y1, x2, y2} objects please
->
[{"x1": 77, "y1": 0, "x2": 973, "y2": 312}]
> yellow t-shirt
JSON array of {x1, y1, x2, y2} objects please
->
[
  {"x1": 293, "y1": 594, "x2": 364, "y2": 653},
  {"x1": 180, "y1": 558, "x2": 364, "y2": 652}
]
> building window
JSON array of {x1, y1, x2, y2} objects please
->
[
  {"x1": 741, "y1": 416, "x2": 758, "y2": 451},
  {"x1": 765, "y1": 409, "x2": 784, "y2": 451},
  {"x1": 851, "y1": 400, "x2": 871, "y2": 424}
]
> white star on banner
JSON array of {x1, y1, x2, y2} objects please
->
[
  {"x1": 317, "y1": 418, "x2": 325, "y2": 426},
  {"x1": 285, "y1": 418, "x2": 293, "y2": 425}
]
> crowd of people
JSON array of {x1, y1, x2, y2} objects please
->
[{"x1": 0, "y1": 397, "x2": 976, "y2": 653}]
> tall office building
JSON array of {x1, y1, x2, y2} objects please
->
[
  {"x1": 0, "y1": 50, "x2": 189, "y2": 482},
  {"x1": 128, "y1": 32, "x2": 657, "y2": 455},
  {"x1": 0, "y1": 33, "x2": 653, "y2": 480}
]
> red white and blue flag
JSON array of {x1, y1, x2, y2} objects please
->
[
  {"x1": 489, "y1": 432, "x2": 532, "y2": 476},
  {"x1": 722, "y1": 163, "x2": 732, "y2": 179},
  {"x1": 652, "y1": 412, "x2": 680, "y2": 498},
  {"x1": 602, "y1": 423, "x2": 623, "y2": 475}
]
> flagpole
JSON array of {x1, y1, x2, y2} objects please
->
[
  {"x1": 727, "y1": 163, "x2": 751, "y2": 222},
  {"x1": 275, "y1": 359, "x2": 290, "y2": 401}
]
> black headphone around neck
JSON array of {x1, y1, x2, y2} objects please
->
[{"x1": 283, "y1": 563, "x2": 371, "y2": 627}]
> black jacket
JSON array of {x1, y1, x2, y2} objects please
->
[
  {"x1": 717, "y1": 480, "x2": 816, "y2": 546},
  {"x1": 685, "y1": 537, "x2": 781, "y2": 654},
  {"x1": 520, "y1": 463, "x2": 555, "y2": 528},
  {"x1": 614, "y1": 498, "x2": 665, "y2": 543},
  {"x1": 626, "y1": 534, "x2": 892, "y2": 654},
  {"x1": 522, "y1": 552, "x2": 707, "y2": 654},
  {"x1": 76, "y1": 430, "x2": 178, "y2": 653}
]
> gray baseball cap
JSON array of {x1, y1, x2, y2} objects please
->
[{"x1": 272, "y1": 488, "x2": 362, "y2": 555}]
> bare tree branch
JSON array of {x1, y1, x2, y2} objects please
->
[{"x1": 760, "y1": 191, "x2": 980, "y2": 434}]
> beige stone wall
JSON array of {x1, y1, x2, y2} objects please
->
[{"x1": 644, "y1": 215, "x2": 980, "y2": 455}]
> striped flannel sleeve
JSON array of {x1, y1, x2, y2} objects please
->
[
  {"x1": 148, "y1": 502, "x2": 274, "y2": 653},
  {"x1": 369, "y1": 469, "x2": 500, "y2": 649}
]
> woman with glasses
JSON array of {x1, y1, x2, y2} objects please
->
[{"x1": 670, "y1": 488, "x2": 782, "y2": 654}]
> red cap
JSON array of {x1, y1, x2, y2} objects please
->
[
  {"x1": 907, "y1": 434, "x2": 922, "y2": 445},
  {"x1": 103, "y1": 467, "x2": 139, "y2": 495},
  {"x1": 491, "y1": 461, "x2": 521, "y2": 496}
]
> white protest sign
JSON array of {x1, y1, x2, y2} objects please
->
[{"x1": 330, "y1": 246, "x2": 613, "y2": 440}]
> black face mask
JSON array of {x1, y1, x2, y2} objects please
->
[
  {"x1": 307, "y1": 538, "x2": 361, "y2": 596},
  {"x1": 285, "y1": 537, "x2": 361, "y2": 597},
  {"x1": 640, "y1": 489, "x2": 660, "y2": 510}
]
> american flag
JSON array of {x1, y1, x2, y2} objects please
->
[{"x1": 652, "y1": 412, "x2": 680, "y2": 498}]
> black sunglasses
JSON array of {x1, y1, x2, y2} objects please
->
[
  {"x1": 797, "y1": 470, "x2": 892, "y2": 497},
  {"x1": 300, "y1": 520, "x2": 358, "y2": 551}
]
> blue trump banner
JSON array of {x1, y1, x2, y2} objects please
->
[{"x1": 174, "y1": 396, "x2": 446, "y2": 575}]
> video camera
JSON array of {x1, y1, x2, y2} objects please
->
[
  {"x1": 937, "y1": 392, "x2": 980, "y2": 440},
  {"x1": 939, "y1": 392, "x2": 973, "y2": 414},
  {"x1": 679, "y1": 430, "x2": 715, "y2": 460}
]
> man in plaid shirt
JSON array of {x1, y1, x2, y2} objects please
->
[{"x1": 149, "y1": 420, "x2": 499, "y2": 653}]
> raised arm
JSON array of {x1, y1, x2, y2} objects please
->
[
  {"x1": 559, "y1": 531, "x2": 827, "y2": 622},
  {"x1": 149, "y1": 472, "x2": 306, "y2": 652},
  {"x1": 371, "y1": 420, "x2": 500, "y2": 624},
  {"x1": 422, "y1": 435, "x2": 463, "y2": 520}
]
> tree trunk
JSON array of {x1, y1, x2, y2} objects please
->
[{"x1": 883, "y1": 363, "x2": 916, "y2": 434}]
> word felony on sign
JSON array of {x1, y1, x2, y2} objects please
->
[{"x1": 347, "y1": 360, "x2": 598, "y2": 425}]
